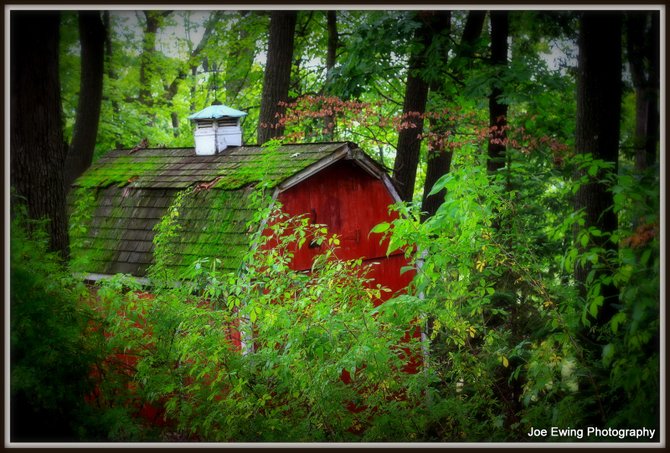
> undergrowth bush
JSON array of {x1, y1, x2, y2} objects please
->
[
  {"x1": 70, "y1": 149, "x2": 658, "y2": 442},
  {"x1": 92, "y1": 193, "x2": 433, "y2": 441},
  {"x1": 12, "y1": 145, "x2": 657, "y2": 442},
  {"x1": 11, "y1": 203, "x2": 111, "y2": 440},
  {"x1": 379, "y1": 149, "x2": 660, "y2": 441}
]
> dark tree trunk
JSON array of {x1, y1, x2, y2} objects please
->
[
  {"x1": 10, "y1": 11, "x2": 69, "y2": 257},
  {"x1": 574, "y1": 12, "x2": 622, "y2": 325},
  {"x1": 64, "y1": 11, "x2": 106, "y2": 189},
  {"x1": 422, "y1": 11, "x2": 485, "y2": 220},
  {"x1": 322, "y1": 10, "x2": 339, "y2": 139},
  {"x1": 190, "y1": 65, "x2": 198, "y2": 112},
  {"x1": 421, "y1": 144, "x2": 453, "y2": 219},
  {"x1": 326, "y1": 11, "x2": 338, "y2": 73},
  {"x1": 393, "y1": 11, "x2": 447, "y2": 202},
  {"x1": 487, "y1": 11, "x2": 509, "y2": 175},
  {"x1": 626, "y1": 11, "x2": 659, "y2": 172},
  {"x1": 460, "y1": 11, "x2": 487, "y2": 56},
  {"x1": 420, "y1": 10, "x2": 452, "y2": 221},
  {"x1": 258, "y1": 11, "x2": 297, "y2": 145},
  {"x1": 485, "y1": 12, "x2": 522, "y2": 432}
]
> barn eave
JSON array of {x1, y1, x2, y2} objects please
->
[{"x1": 276, "y1": 144, "x2": 401, "y2": 203}]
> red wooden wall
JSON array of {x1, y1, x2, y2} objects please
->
[
  {"x1": 278, "y1": 159, "x2": 418, "y2": 385},
  {"x1": 277, "y1": 160, "x2": 413, "y2": 301}
]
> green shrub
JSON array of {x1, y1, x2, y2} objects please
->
[{"x1": 10, "y1": 201, "x2": 145, "y2": 441}]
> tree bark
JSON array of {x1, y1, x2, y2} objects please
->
[
  {"x1": 421, "y1": 11, "x2": 484, "y2": 220},
  {"x1": 326, "y1": 11, "x2": 338, "y2": 73},
  {"x1": 392, "y1": 12, "x2": 446, "y2": 202},
  {"x1": 574, "y1": 11, "x2": 622, "y2": 325},
  {"x1": 10, "y1": 11, "x2": 69, "y2": 257},
  {"x1": 64, "y1": 11, "x2": 106, "y2": 189},
  {"x1": 322, "y1": 10, "x2": 339, "y2": 139},
  {"x1": 258, "y1": 11, "x2": 297, "y2": 145},
  {"x1": 421, "y1": 142, "x2": 453, "y2": 219},
  {"x1": 487, "y1": 11, "x2": 509, "y2": 176},
  {"x1": 460, "y1": 11, "x2": 487, "y2": 56}
]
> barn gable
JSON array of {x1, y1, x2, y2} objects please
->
[{"x1": 68, "y1": 142, "x2": 398, "y2": 280}]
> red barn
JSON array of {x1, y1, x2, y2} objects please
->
[
  {"x1": 69, "y1": 105, "x2": 419, "y2": 427},
  {"x1": 69, "y1": 105, "x2": 412, "y2": 303}
]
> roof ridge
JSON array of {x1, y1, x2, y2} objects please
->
[{"x1": 110, "y1": 141, "x2": 353, "y2": 153}]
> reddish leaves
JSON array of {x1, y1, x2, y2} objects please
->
[
  {"x1": 268, "y1": 95, "x2": 570, "y2": 166},
  {"x1": 622, "y1": 221, "x2": 658, "y2": 249}
]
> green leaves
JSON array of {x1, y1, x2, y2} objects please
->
[
  {"x1": 51, "y1": 6, "x2": 660, "y2": 440},
  {"x1": 10, "y1": 206, "x2": 122, "y2": 440},
  {"x1": 427, "y1": 172, "x2": 453, "y2": 197},
  {"x1": 369, "y1": 221, "x2": 390, "y2": 235},
  {"x1": 90, "y1": 202, "x2": 427, "y2": 441}
]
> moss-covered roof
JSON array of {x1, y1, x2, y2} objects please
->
[
  {"x1": 69, "y1": 142, "x2": 375, "y2": 279},
  {"x1": 75, "y1": 143, "x2": 345, "y2": 190}
]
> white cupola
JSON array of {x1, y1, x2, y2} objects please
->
[{"x1": 188, "y1": 103, "x2": 247, "y2": 156}]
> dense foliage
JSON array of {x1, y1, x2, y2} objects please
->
[
  {"x1": 11, "y1": 8, "x2": 660, "y2": 443},
  {"x1": 381, "y1": 147, "x2": 659, "y2": 440},
  {"x1": 10, "y1": 201, "x2": 145, "y2": 441},
  {"x1": 92, "y1": 193, "x2": 428, "y2": 441}
]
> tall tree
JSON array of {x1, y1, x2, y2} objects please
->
[
  {"x1": 325, "y1": 11, "x2": 338, "y2": 81},
  {"x1": 64, "y1": 11, "x2": 106, "y2": 189},
  {"x1": 574, "y1": 11, "x2": 623, "y2": 325},
  {"x1": 392, "y1": 11, "x2": 450, "y2": 202},
  {"x1": 322, "y1": 10, "x2": 339, "y2": 139},
  {"x1": 625, "y1": 11, "x2": 660, "y2": 172},
  {"x1": 224, "y1": 11, "x2": 257, "y2": 106},
  {"x1": 486, "y1": 11, "x2": 509, "y2": 175},
  {"x1": 101, "y1": 11, "x2": 124, "y2": 150},
  {"x1": 421, "y1": 11, "x2": 486, "y2": 219},
  {"x1": 10, "y1": 11, "x2": 69, "y2": 257},
  {"x1": 165, "y1": 11, "x2": 222, "y2": 137},
  {"x1": 258, "y1": 11, "x2": 298, "y2": 145},
  {"x1": 456, "y1": 10, "x2": 487, "y2": 65},
  {"x1": 138, "y1": 11, "x2": 172, "y2": 108}
]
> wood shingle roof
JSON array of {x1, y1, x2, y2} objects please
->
[{"x1": 69, "y1": 142, "x2": 388, "y2": 279}]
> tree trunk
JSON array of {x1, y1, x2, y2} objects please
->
[
  {"x1": 460, "y1": 11, "x2": 487, "y2": 57},
  {"x1": 164, "y1": 11, "x2": 222, "y2": 138},
  {"x1": 258, "y1": 11, "x2": 297, "y2": 145},
  {"x1": 422, "y1": 11, "x2": 484, "y2": 220},
  {"x1": 421, "y1": 143, "x2": 453, "y2": 219},
  {"x1": 420, "y1": 11, "x2": 452, "y2": 220},
  {"x1": 139, "y1": 11, "x2": 160, "y2": 107},
  {"x1": 485, "y1": 11, "x2": 520, "y2": 431},
  {"x1": 102, "y1": 11, "x2": 124, "y2": 150},
  {"x1": 392, "y1": 12, "x2": 444, "y2": 202},
  {"x1": 626, "y1": 11, "x2": 659, "y2": 172},
  {"x1": 322, "y1": 10, "x2": 339, "y2": 139},
  {"x1": 64, "y1": 11, "x2": 106, "y2": 189},
  {"x1": 574, "y1": 11, "x2": 622, "y2": 325},
  {"x1": 10, "y1": 11, "x2": 69, "y2": 257},
  {"x1": 487, "y1": 11, "x2": 509, "y2": 176}
]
